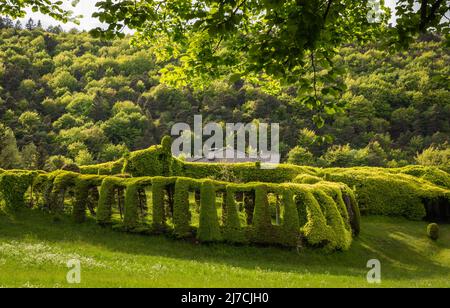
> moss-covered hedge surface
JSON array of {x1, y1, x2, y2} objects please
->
[{"x1": 0, "y1": 169, "x2": 359, "y2": 251}]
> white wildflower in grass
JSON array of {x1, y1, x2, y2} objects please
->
[
  {"x1": 0, "y1": 241, "x2": 106, "y2": 269},
  {"x1": 109, "y1": 258, "x2": 168, "y2": 275}
]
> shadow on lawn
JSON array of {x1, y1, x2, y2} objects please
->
[{"x1": 1, "y1": 209, "x2": 449, "y2": 281}]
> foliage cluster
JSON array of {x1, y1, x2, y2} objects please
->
[
  {"x1": 0, "y1": 167, "x2": 360, "y2": 251},
  {"x1": 0, "y1": 24, "x2": 448, "y2": 171}
]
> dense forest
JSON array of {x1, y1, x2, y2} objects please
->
[{"x1": 0, "y1": 17, "x2": 449, "y2": 171}]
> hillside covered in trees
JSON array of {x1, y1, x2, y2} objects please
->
[{"x1": 0, "y1": 17, "x2": 449, "y2": 171}]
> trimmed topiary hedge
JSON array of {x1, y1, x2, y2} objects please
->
[
  {"x1": 173, "y1": 178, "x2": 193, "y2": 238},
  {"x1": 0, "y1": 166, "x2": 361, "y2": 251},
  {"x1": 4, "y1": 137, "x2": 449, "y2": 252},
  {"x1": 197, "y1": 180, "x2": 222, "y2": 242},
  {"x1": 73, "y1": 175, "x2": 102, "y2": 223},
  {"x1": 9, "y1": 138, "x2": 449, "y2": 250},
  {"x1": 222, "y1": 185, "x2": 248, "y2": 244},
  {"x1": 78, "y1": 138, "x2": 449, "y2": 223},
  {"x1": 319, "y1": 167, "x2": 450, "y2": 220},
  {"x1": 0, "y1": 170, "x2": 36, "y2": 212},
  {"x1": 80, "y1": 159, "x2": 125, "y2": 176}
]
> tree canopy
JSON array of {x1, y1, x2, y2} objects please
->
[
  {"x1": 0, "y1": 23, "x2": 448, "y2": 170},
  {"x1": 0, "y1": 0, "x2": 77, "y2": 22},
  {"x1": 1, "y1": 1, "x2": 448, "y2": 125}
]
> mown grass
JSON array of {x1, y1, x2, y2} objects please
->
[{"x1": 0, "y1": 209, "x2": 449, "y2": 288}]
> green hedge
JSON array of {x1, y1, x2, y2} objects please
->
[
  {"x1": 0, "y1": 170, "x2": 36, "y2": 211},
  {"x1": 223, "y1": 186, "x2": 247, "y2": 243},
  {"x1": 97, "y1": 177, "x2": 123, "y2": 225},
  {"x1": 151, "y1": 177, "x2": 168, "y2": 232},
  {"x1": 173, "y1": 178, "x2": 192, "y2": 238},
  {"x1": 72, "y1": 174, "x2": 104, "y2": 223},
  {"x1": 251, "y1": 184, "x2": 274, "y2": 244},
  {"x1": 312, "y1": 189, "x2": 352, "y2": 251},
  {"x1": 294, "y1": 174, "x2": 323, "y2": 184},
  {"x1": 0, "y1": 169, "x2": 359, "y2": 251},
  {"x1": 320, "y1": 168, "x2": 449, "y2": 220},
  {"x1": 197, "y1": 180, "x2": 222, "y2": 242},
  {"x1": 78, "y1": 139, "x2": 450, "y2": 223},
  {"x1": 80, "y1": 159, "x2": 125, "y2": 175}
]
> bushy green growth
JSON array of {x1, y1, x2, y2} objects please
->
[
  {"x1": 123, "y1": 182, "x2": 139, "y2": 230},
  {"x1": 73, "y1": 179, "x2": 90, "y2": 223},
  {"x1": 181, "y1": 162, "x2": 316, "y2": 183},
  {"x1": 416, "y1": 147, "x2": 450, "y2": 173},
  {"x1": 294, "y1": 174, "x2": 323, "y2": 184},
  {"x1": 152, "y1": 177, "x2": 176, "y2": 227},
  {"x1": 427, "y1": 223, "x2": 439, "y2": 240},
  {"x1": 151, "y1": 177, "x2": 169, "y2": 232},
  {"x1": 0, "y1": 171, "x2": 36, "y2": 211},
  {"x1": 161, "y1": 135, "x2": 172, "y2": 154},
  {"x1": 197, "y1": 181, "x2": 222, "y2": 242},
  {"x1": 313, "y1": 190, "x2": 352, "y2": 251},
  {"x1": 279, "y1": 190, "x2": 300, "y2": 247},
  {"x1": 389, "y1": 165, "x2": 450, "y2": 189},
  {"x1": 316, "y1": 183, "x2": 351, "y2": 232},
  {"x1": 30, "y1": 173, "x2": 54, "y2": 211},
  {"x1": 80, "y1": 159, "x2": 125, "y2": 175},
  {"x1": 97, "y1": 177, "x2": 123, "y2": 225},
  {"x1": 173, "y1": 178, "x2": 192, "y2": 238},
  {"x1": 123, "y1": 144, "x2": 173, "y2": 177},
  {"x1": 79, "y1": 144, "x2": 450, "y2": 224},
  {"x1": 49, "y1": 171, "x2": 79, "y2": 213},
  {"x1": 222, "y1": 186, "x2": 246, "y2": 243},
  {"x1": 73, "y1": 175, "x2": 103, "y2": 223},
  {"x1": 122, "y1": 177, "x2": 152, "y2": 230},
  {"x1": 251, "y1": 185, "x2": 274, "y2": 244},
  {"x1": 0, "y1": 167, "x2": 359, "y2": 251},
  {"x1": 298, "y1": 190, "x2": 332, "y2": 248},
  {"x1": 294, "y1": 193, "x2": 308, "y2": 228},
  {"x1": 320, "y1": 167, "x2": 449, "y2": 220},
  {"x1": 341, "y1": 185, "x2": 361, "y2": 236}
]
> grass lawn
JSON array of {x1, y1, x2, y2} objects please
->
[{"x1": 0, "y1": 209, "x2": 449, "y2": 288}]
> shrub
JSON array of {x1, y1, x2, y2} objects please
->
[
  {"x1": 427, "y1": 223, "x2": 439, "y2": 240},
  {"x1": 123, "y1": 182, "x2": 139, "y2": 230},
  {"x1": 320, "y1": 167, "x2": 448, "y2": 220},
  {"x1": 49, "y1": 171, "x2": 78, "y2": 213},
  {"x1": 341, "y1": 185, "x2": 361, "y2": 236},
  {"x1": 299, "y1": 190, "x2": 332, "y2": 247},
  {"x1": 294, "y1": 174, "x2": 323, "y2": 184},
  {"x1": 279, "y1": 190, "x2": 300, "y2": 247},
  {"x1": 0, "y1": 167, "x2": 361, "y2": 251},
  {"x1": 73, "y1": 179, "x2": 90, "y2": 223},
  {"x1": 97, "y1": 177, "x2": 120, "y2": 225},
  {"x1": 118, "y1": 137, "x2": 177, "y2": 178},
  {"x1": 313, "y1": 190, "x2": 352, "y2": 251},
  {"x1": 416, "y1": 146, "x2": 449, "y2": 170},
  {"x1": 151, "y1": 177, "x2": 168, "y2": 232},
  {"x1": 0, "y1": 171, "x2": 35, "y2": 211},
  {"x1": 222, "y1": 186, "x2": 246, "y2": 243},
  {"x1": 73, "y1": 175, "x2": 103, "y2": 223},
  {"x1": 77, "y1": 137, "x2": 449, "y2": 224},
  {"x1": 251, "y1": 185, "x2": 274, "y2": 244},
  {"x1": 80, "y1": 159, "x2": 125, "y2": 175},
  {"x1": 173, "y1": 178, "x2": 192, "y2": 238},
  {"x1": 197, "y1": 181, "x2": 222, "y2": 242},
  {"x1": 287, "y1": 146, "x2": 315, "y2": 166},
  {"x1": 123, "y1": 177, "x2": 152, "y2": 231}
]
